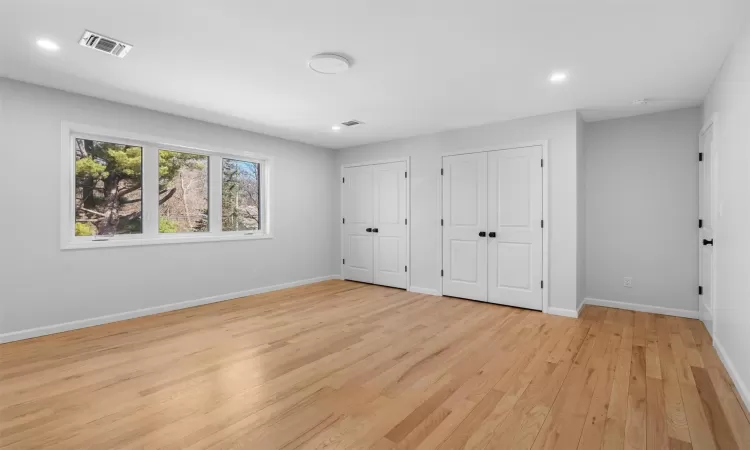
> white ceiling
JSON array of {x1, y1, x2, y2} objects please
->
[{"x1": 1, "y1": 1, "x2": 747, "y2": 149}]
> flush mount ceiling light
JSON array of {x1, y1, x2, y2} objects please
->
[
  {"x1": 308, "y1": 53, "x2": 350, "y2": 74},
  {"x1": 548, "y1": 71, "x2": 568, "y2": 84},
  {"x1": 36, "y1": 38, "x2": 59, "y2": 51}
]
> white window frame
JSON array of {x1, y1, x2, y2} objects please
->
[{"x1": 60, "y1": 122, "x2": 272, "y2": 250}]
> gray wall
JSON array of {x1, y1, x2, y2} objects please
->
[
  {"x1": 585, "y1": 107, "x2": 701, "y2": 312},
  {"x1": 702, "y1": 21, "x2": 750, "y2": 409},
  {"x1": 0, "y1": 79, "x2": 338, "y2": 339},
  {"x1": 336, "y1": 110, "x2": 582, "y2": 314}
]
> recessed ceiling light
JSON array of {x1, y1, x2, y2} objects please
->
[
  {"x1": 309, "y1": 54, "x2": 350, "y2": 74},
  {"x1": 36, "y1": 38, "x2": 59, "y2": 52},
  {"x1": 332, "y1": 125, "x2": 342, "y2": 131},
  {"x1": 549, "y1": 71, "x2": 568, "y2": 84}
]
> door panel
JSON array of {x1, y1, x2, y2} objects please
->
[
  {"x1": 442, "y1": 152, "x2": 487, "y2": 301},
  {"x1": 699, "y1": 125, "x2": 715, "y2": 333},
  {"x1": 487, "y1": 146, "x2": 543, "y2": 310},
  {"x1": 373, "y1": 161, "x2": 407, "y2": 288},
  {"x1": 343, "y1": 165, "x2": 374, "y2": 283}
]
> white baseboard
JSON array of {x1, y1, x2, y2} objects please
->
[
  {"x1": 547, "y1": 307, "x2": 579, "y2": 318},
  {"x1": 0, "y1": 275, "x2": 341, "y2": 344},
  {"x1": 408, "y1": 286, "x2": 442, "y2": 296},
  {"x1": 713, "y1": 337, "x2": 750, "y2": 412},
  {"x1": 583, "y1": 297, "x2": 699, "y2": 319}
]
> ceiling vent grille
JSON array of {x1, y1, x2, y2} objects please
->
[
  {"x1": 79, "y1": 31, "x2": 132, "y2": 58},
  {"x1": 341, "y1": 120, "x2": 364, "y2": 127}
]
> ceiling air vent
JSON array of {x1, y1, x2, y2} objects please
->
[
  {"x1": 341, "y1": 120, "x2": 364, "y2": 127},
  {"x1": 79, "y1": 31, "x2": 132, "y2": 58}
]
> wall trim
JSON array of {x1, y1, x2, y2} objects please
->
[
  {"x1": 583, "y1": 297, "x2": 699, "y2": 319},
  {"x1": 0, "y1": 275, "x2": 341, "y2": 344},
  {"x1": 713, "y1": 337, "x2": 750, "y2": 412},
  {"x1": 408, "y1": 286, "x2": 442, "y2": 296},
  {"x1": 547, "y1": 307, "x2": 579, "y2": 318}
]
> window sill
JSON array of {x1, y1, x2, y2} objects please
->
[{"x1": 61, "y1": 233, "x2": 273, "y2": 250}]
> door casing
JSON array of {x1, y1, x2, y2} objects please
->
[
  {"x1": 699, "y1": 114, "x2": 718, "y2": 337},
  {"x1": 440, "y1": 141, "x2": 549, "y2": 314},
  {"x1": 340, "y1": 157, "x2": 411, "y2": 290}
]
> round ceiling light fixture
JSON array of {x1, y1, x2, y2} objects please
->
[{"x1": 308, "y1": 53, "x2": 350, "y2": 74}]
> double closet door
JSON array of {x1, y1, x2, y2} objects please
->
[
  {"x1": 342, "y1": 161, "x2": 408, "y2": 289},
  {"x1": 442, "y1": 146, "x2": 543, "y2": 310}
]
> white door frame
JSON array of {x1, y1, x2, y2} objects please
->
[
  {"x1": 340, "y1": 157, "x2": 411, "y2": 290},
  {"x1": 699, "y1": 114, "x2": 718, "y2": 336},
  {"x1": 439, "y1": 141, "x2": 550, "y2": 314}
]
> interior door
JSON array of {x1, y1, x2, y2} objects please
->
[
  {"x1": 343, "y1": 165, "x2": 374, "y2": 283},
  {"x1": 699, "y1": 125, "x2": 715, "y2": 334},
  {"x1": 442, "y1": 152, "x2": 488, "y2": 301},
  {"x1": 487, "y1": 146, "x2": 543, "y2": 310},
  {"x1": 373, "y1": 161, "x2": 408, "y2": 288}
]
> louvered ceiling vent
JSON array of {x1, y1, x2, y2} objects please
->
[
  {"x1": 341, "y1": 120, "x2": 364, "y2": 127},
  {"x1": 79, "y1": 31, "x2": 132, "y2": 58}
]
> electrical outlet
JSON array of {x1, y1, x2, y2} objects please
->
[{"x1": 624, "y1": 277, "x2": 633, "y2": 288}]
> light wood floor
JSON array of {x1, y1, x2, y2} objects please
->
[{"x1": 1, "y1": 281, "x2": 749, "y2": 449}]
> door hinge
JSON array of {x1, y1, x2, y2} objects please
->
[
  {"x1": 541, "y1": 159, "x2": 544, "y2": 167},
  {"x1": 343, "y1": 258, "x2": 345, "y2": 264},
  {"x1": 405, "y1": 218, "x2": 407, "y2": 225},
  {"x1": 699, "y1": 219, "x2": 703, "y2": 228},
  {"x1": 699, "y1": 285, "x2": 703, "y2": 295},
  {"x1": 541, "y1": 280, "x2": 544, "y2": 289},
  {"x1": 441, "y1": 270, "x2": 444, "y2": 277},
  {"x1": 440, "y1": 219, "x2": 444, "y2": 226},
  {"x1": 342, "y1": 177, "x2": 345, "y2": 183},
  {"x1": 342, "y1": 218, "x2": 345, "y2": 224},
  {"x1": 541, "y1": 219, "x2": 544, "y2": 228},
  {"x1": 405, "y1": 171, "x2": 408, "y2": 178},
  {"x1": 699, "y1": 153, "x2": 703, "y2": 162},
  {"x1": 441, "y1": 168, "x2": 444, "y2": 175},
  {"x1": 405, "y1": 266, "x2": 408, "y2": 272}
]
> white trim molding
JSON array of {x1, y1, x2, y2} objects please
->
[
  {"x1": 408, "y1": 286, "x2": 442, "y2": 296},
  {"x1": 583, "y1": 297, "x2": 699, "y2": 319},
  {"x1": 713, "y1": 337, "x2": 750, "y2": 412},
  {"x1": 0, "y1": 275, "x2": 340, "y2": 343},
  {"x1": 547, "y1": 307, "x2": 579, "y2": 318}
]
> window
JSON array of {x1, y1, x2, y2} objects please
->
[
  {"x1": 159, "y1": 150, "x2": 209, "y2": 233},
  {"x1": 75, "y1": 138, "x2": 143, "y2": 236},
  {"x1": 63, "y1": 124, "x2": 270, "y2": 249},
  {"x1": 222, "y1": 159, "x2": 260, "y2": 231}
]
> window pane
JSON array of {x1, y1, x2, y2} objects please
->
[
  {"x1": 222, "y1": 159, "x2": 260, "y2": 231},
  {"x1": 74, "y1": 138, "x2": 142, "y2": 236},
  {"x1": 158, "y1": 150, "x2": 209, "y2": 233}
]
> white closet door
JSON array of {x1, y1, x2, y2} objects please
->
[
  {"x1": 343, "y1": 165, "x2": 374, "y2": 283},
  {"x1": 487, "y1": 146, "x2": 543, "y2": 310},
  {"x1": 373, "y1": 161, "x2": 407, "y2": 288},
  {"x1": 442, "y1": 152, "x2": 488, "y2": 301}
]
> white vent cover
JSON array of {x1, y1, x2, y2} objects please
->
[
  {"x1": 79, "y1": 31, "x2": 132, "y2": 58},
  {"x1": 341, "y1": 120, "x2": 364, "y2": 127}
]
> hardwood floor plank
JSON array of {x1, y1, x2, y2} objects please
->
[{"x1": 0, "y1": 280, "x2": 747, "y2": 450}]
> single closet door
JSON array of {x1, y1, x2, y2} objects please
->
[
  {"x1": 372, "y1": 161, "x2": 408, "y2": 288},
  {"x1": 442, "y1": 152, "x2": 488, "y2": 301},
  {"x1": 487, "y1": 146, "x2": 543, "y2": 310},
  {"x1": 342, "y1": 164, "x2": 374, "y2": 283}
]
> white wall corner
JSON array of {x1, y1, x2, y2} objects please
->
[
  {"x1": 583, "y1": 297, "x2": 699, "y2": 319},
  {"x1": 713, "y1": 337, "x2": 750, "y2": 412}
]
